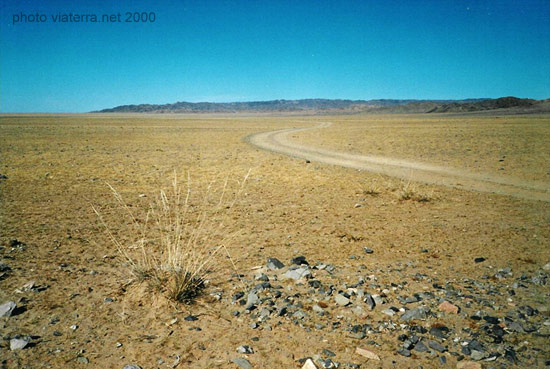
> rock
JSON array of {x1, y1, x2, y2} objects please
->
[
  {"x1": 77, "y1": 356, "x2": 89, "y2": 364},
  {"x1": 397, "y1": 348, "x2": 411, "y2": 357},
  {"x1": 313, "y1": 304, "x2": 325, "y2": 313},
  {"x1": 470, "y1": 350, "x2": 486, "y2": 361},
  {"x1": 413, "y1": 341, "x2": 428, "y2": 352},
  {"x1": 429, "y1": 326, "x2": 449, "y2": 339},
  {"x1": 237, "y1": 345, "x2": 254, "y2": 354},
  {"x1": 232, "y1": 357, "x2": 253, "y2": 369},
  {"x1": 381, "y1": 308, "x2": 396, "y2": 316},
  {"x1": 335, "y1": 294, "x2": 350, "y2": 306},
  {"x1": 364, "y1": 294, "x2": 375, "y2": 310},
  {"x1": 283, "y1": 266, "x2": 312, "y2": 280},
  {"x1": 371, "y1": 294, "x2": 384, "y2": 306},
  {"x1": 322, "y1": 349, "x2": 336, "y2": 357},
  {"x1": 10, "y1": 336, "x2": 29, "y2": 350},
  {"x1": 543, "y1": 263, "x2": 550, "y2": 271},
  {"x1": 266, "y1": 258, "x2": 284, "y2": 270},
  {"x1": 456, "y1": 361, "x2": 482, "y2": 369},
  {"x1": 291, "y1": 256, "x2": 309, "y2": 265},
  {"x1": 438, "y1": 300, "x2": 459, "y2": 314},
  {"x1": 355, "y1": 347, "x2": 380, "y2": 360},
  {"x1": 184, "y1": 315, "x2": 198, "y2": 321},
  {"x1": 427, "y1": 340, "x2": 447, "y2": 353},
  {"x1": 246, "y1": 292, "x2": 260, "y2": 307},
  {"x1": 0, "y1": 301, "x2": 16, "y2": 317},
  {"x1": 474, "y1": 257, "x2": 486, "y2": 263},
  {"x1": 301, "y1": 358, "x2": 318, "y2": 369},
  {"x1": 363, "y1": 248, "x2": 374, "y2": 254},
  {"x1": 122, "y1": 365, "x2": 142, "y2": 369},
  {"x1": 400, "y1": 306, "x2": 430, "y2": 322}
]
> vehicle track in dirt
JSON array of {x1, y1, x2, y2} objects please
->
[{"x1": 247, "y1": 122, "x2": 550, "y2": 202}]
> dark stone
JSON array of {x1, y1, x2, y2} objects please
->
[
  {"x1": 429, "y1": 326, "x2": 449, "y2": 339},
  {"x1": 474, "y1": 257, "x2": 486, "y2": 263},
  {"x1": 184, "y1": 315, "x2": 198, "y2": 321},
  {"x1": 322, "y1": 349, "x2": 336, "y2": 357},
  {"x1": 363, "y1": 248, "x2": 374, "y2": 254},
  {"x1": 413, "y1": 341, "x2": 429, "y2": 352},
  {"x1": 428, "y1": 340, "x2": 447, "y2": 353},
  {"x1": 483, "y1": 316, "x2": 499, "y2": 324},
  {"x1": 397, "y1": 348, "x2": 411, "y2": 357},
  {"x1": 290, "y1": 256, "x2": 309, "y2": 265}
]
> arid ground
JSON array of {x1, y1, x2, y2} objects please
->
[{"x1": 1, "y1": 114, "x2": 549, "y2": 369}]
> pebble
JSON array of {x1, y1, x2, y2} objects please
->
[
  {"x1": 237, "y1": 345, "x2": 254, "y2": 354},
  {"x1": 266, "y1": 258, "x2": 284, "y2": 270},
  {"x1": 10, "y1": 336, "x2": 29, "y2": 350},
  {"x1": 290, "y1": 256, "x2": 309, "y2": 265},
  {"x1": 438, "y1": 300, "x2": 459, "y2": 314},
  {"x1": 0, "y1": 301, "x2": 16, "y2": 317},
  {"x1": 355, "y1": 347, "x2": 380, "y2": 360},
  {"x1": 122, "y1": 365, "x2": 142, "y2": 369},
  {"x1": 232, "y1": 357, "x2": 253, "y2": 369},
  {"x1": 363, "y1": 248, "x2": 374, "y2": 254},
  {"x1": 283, "y1": 267, "x2": 312, "y2": 280},
  {"x1": 77, "y1": 356, "x2": 89, "y2": 364},
  {"x1": 301, "y1": 358, "x2": 318, "y2": 369},
  {"x1": 335, "y1": 294, "x2": 350, "y2": 306},
  {"x1": 400, "y1": 306, "x2": 430, "y2": 322}
]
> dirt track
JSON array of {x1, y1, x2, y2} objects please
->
[{"x1": 248, "y1": 122, "x2": 550, "y2": 202}]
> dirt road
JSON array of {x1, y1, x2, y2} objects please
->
[{"x1": 248, "y1": 122, "x2": 550, "y2": 202}]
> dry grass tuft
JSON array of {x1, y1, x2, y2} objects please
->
[
  {"x1": 93, "y1": 170, "x2": 249, "y2": 303},
  {"x1": 397, "y1": 180, "x2": 433, "y2": 202}
]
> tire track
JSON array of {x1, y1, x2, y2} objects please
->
[{"x1": 247, "y1": 122, "x2": 550, "y2": 202}]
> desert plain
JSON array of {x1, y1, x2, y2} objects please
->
[{"x1": 0, "y1": 113, "x2": 549, "y2": 368}]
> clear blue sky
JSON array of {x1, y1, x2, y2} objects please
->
[{"x1": 1, "y1": 0, "x2": 549, "y2": 112}]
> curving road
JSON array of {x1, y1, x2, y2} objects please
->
[{"x1": 247, "y1": 122, "x2": 550, "y2": 202}]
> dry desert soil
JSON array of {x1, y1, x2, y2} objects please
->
[{"x1": 1, "y1": 113, "x2": 549, "y2": 369}]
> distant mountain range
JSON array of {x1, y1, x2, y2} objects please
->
[{"x1": 97, "y1": 96, "x2": 549, "y2": 114}]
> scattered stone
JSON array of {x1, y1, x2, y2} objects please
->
[
  {"x1": 429, "y1": 326, "x2": 449, "y2": 339},
  {"x1": 335, "y1": 294, "x2": 350, "y2": 306},
  {"x1": 364, "y1": 294, "x2": 375, "y2": 310},
  {"x1": 438, "y1": 300, "x2": 459, "y2": 314},
  {"x1": 184, "y1": 315, "x2": 198, "y2": 321},
  {"x1": 70, "y1": 324, "x2": 79, "y2": 330},
  {"x1": 400, "y1": 306, "x2": 430, "y2": 322},
  {"x1": 283, "y1": 266, "x2": 312, "y2": 280},
  {"x1": 428, "y1": 340, "x2": 447, "y2": 353},
  {"x1": 232, "y1": 357, "x2": 253, "y2": 369},
  {"x1": 397, "y1": 348, "x2": 411, "y2": 357},
  {"x1": 355, "y1": 347, "x2": 380, "y2": 360},
  {"x1": 301, "y1": 358, "x2": 318, "y2": 369},
  {"x1": 122, "y1": 365, "x2": 142, "y2": 369},
  {"x1": 363, "y1": 248, "x2": 374, "y2": 254},
  {"x1": 474, "y1": 257, "x2": 486, "y2": 263},
  {"x1": 77, "y1": 356, "x2": 89, "y2": 364},
  {"x1": 246, "y1": 292, "x2": 260, "y2": 308},
  {"x1": 237, "y1": 345, "x2": 254, "y2": 354},
  {"x1": 0, "y1": 301, "x2": 16, "y2": 317},
  {"x1": 291, "y1": 256, "x2": 309, "y2": 265},
  {"x1": 322, "y1": 348, "x2": 336, "y2": 357},
  {"x1": 266, "y1": 258, "x2": 284, "y2": 270},
  {"x1": 10, "y1": 336, "x2": 29, "y2": 350}
]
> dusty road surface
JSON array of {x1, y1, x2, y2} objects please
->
[{"x1": 248, "y1": 122, "x2": 550, "y2": 202}]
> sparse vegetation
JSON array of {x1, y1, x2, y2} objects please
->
[
  {"x1": 397, "y1": 180, "x2": 433, "y2": 202},
  {"x1": 94, "y1": 170, "x2": 249, "y2": 303}
]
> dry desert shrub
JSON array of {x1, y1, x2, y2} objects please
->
[
  {"x1": 397, "y1": 180, "x2": 433, "y2": 202},
  {"x1": 93, "y1": 170, "x2": 249, "y2": 303}
]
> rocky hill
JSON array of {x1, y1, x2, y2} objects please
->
[{"x1": 97, "y1": 97, "x2": 548, "y2": 114}]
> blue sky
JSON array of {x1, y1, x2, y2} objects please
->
[{"x1": 1, "y1": 0, "x2": 549, "y2": 112}]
